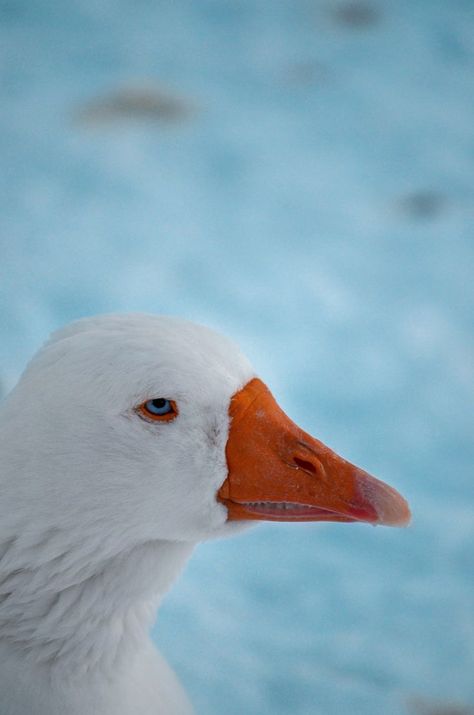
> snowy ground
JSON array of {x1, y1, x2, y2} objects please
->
[{"x1": 1, "y1": 1, "x2": 473, "y2": 713}]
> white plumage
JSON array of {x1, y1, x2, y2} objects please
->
[{"x1": 0, "y1": 314, "x2": 254, "y2": 715}]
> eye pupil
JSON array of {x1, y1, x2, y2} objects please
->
[
  {"x1": 148, "y1": 399, "x2": 171, "y2": 414},
  {"x1": 152, "y1": 399, "x2": 166, "y2": 409},
  {"x1": 142, "y1": 397, "x2": 176, "y2": 418},
  {"x1": 138, "y1": 397, "x2": 178, "y2": 421}
]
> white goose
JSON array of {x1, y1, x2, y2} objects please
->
[{"x1": 0, "y1": 314, "x2": 410, "y2": 715}]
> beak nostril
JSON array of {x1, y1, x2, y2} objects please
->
[{"x1": 293, "y1": 456, "x2": 318, "y2": 476}]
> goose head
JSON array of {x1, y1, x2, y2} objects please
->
[{"x1": 0, "y1": 314, "x2": 410, "y2": 555}]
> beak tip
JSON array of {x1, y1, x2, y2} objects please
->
[
  {"x1": 356, "y1": 470, "x2": 411, "y2": 528},
  {"x1": 376, "y1": 501, "x2": 412, "y2": 527},
  {"x1": 375, "y1": 492, "x2": 411, "y2": 528}
]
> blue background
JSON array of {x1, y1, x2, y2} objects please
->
[{"x1": 1, "y1": 1, "x2": 473, "y2": 713}]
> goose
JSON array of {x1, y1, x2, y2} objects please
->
[{"x1": 0, "y1": 313, "x2": 410, "y2": 715}]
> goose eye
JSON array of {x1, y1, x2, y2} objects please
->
[{"x1": 137, "y1": 398, "x2": 178, "y2": 422}]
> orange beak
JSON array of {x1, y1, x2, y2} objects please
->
[{"x1": 218, "y1": 379, "x2": 411, "y2": 526}]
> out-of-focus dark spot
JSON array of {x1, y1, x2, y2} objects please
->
[
  {"x1": 409, "y1": 696, "x2": 474, "y2": 715},
  {"x1": 436, "y1": 29, "x2": 469, "y2": 62},
  {"x1": 397, "y1": 191, "x2": 447, "y2": 219},
  {"x1": 0, "y1": 0, "x2": 24, "y2": 20},
  {"x1": 280, "y1": 61, "x2": 330, "y2": 87},
  {"x1": 75, "y1": 83, "x2": 194, "y2": 126},
  {"x1": 332, "y1": 2, "x2": 380, "y2": 28}
]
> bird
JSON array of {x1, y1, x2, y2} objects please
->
[{"x1": 0, "y1": 313, "x2": 410, "y2": 715}]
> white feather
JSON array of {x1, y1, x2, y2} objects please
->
[{"x1": 0, "y1": 314, "x2": 256, "y2": 715}]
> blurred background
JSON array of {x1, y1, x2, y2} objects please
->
[{"x1": 1, "y1": 1, "x2": 473, "y2": 713}]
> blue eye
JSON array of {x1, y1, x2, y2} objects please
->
[
  {"x1": 146, "y1": 399, "x2": 172, "y2": 415},
  {"x1": 139, "y1": 398, "x2": 178, "y2": 422}
]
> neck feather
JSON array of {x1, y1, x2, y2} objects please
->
[{"x1": 0, "y1": 532, "x2": 194, "y2": 678}]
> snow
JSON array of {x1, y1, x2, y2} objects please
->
[{"x1": 1, "y1": 1, "x2": 473, "y2": 713}]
